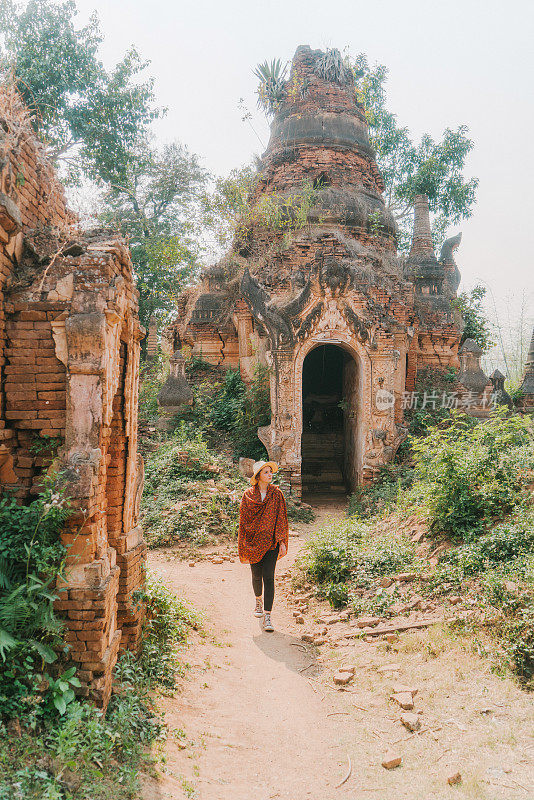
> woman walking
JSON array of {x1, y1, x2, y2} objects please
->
[{"x1": 238, "y1": 461, "x2": 288, "y2": 632}]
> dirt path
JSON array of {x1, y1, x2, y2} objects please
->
[{"x1": 142, "y1": 501, "x2": 534, "y2": 800}]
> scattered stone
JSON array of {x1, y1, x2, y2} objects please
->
[
  {"x1": 449, "y1": 596, "x2": 461, "y2": 605},
  {"x1": 211, "y1": 557, "x2": 224, "y2": 564},
  {"x1": 293, "y1": 610, "x2": 301, "y2": 617},
  {"x1": 380, "y1": 577, "x2": 394, "y2": 588},
  {"x1": 391, "y1": 692, "x2": 414, "y2": 710},
  {"x1": 400, "y1": 712, "x2": 421, "y2": 732},
  {"x1": 385, "y1": 633, "x2": 399, "y2": 643},
  {"x1": 376, "y1": 663, "x2": 401, "y2": 673},
  {"x1": 333, "y1": 671, "x2": 354, "y2": 685},
  {"x1": 382, "y1": 752, "x2": 402, "y2": 769},
  {"x1": 447, "y1": 771, "x2": 462, "y2": 786},
  {"x1": 405, "y1": 595, "x2": 424, "y2": 610},
  {"x1": 313, "y1": 637, "x2": 327, "y2": 645},
  {"x1": 301, "y1": 633, "x2": 315, "y2": 643},
  {"x1": 356, "y1": 616, "x2": 381, "y2": 628},
  {"x1": 392, "y1": 684, "x2": 418, "y2": 697},
  {"x1": 289, "y1": 529, "x2": 301, "y2": 537},
  {"x1": 341, "y1": 665, "x2": 356, "y2": 674},
  {"x1": 295, "y1": 614, "x2": 305, "y2": 624},
  {"x1": 360, "y1": 617, "x2": 443, "y2": 637},
  {"x1": 188, "y1": 562, "x2": 196, "y2": 568},
  {"x1": 395, "y1": 572, "x2": 417, "y2": 582}
]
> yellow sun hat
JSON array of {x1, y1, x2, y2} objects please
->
[{"x1": 250, "y1": 460, "x2": 279, "y2": 485}]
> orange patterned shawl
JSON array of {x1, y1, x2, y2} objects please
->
[{"x1": 238, "y1": 484, "x2": 289, "y2": 564}]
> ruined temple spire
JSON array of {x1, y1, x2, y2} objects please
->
[{"x1": 409, "y1": 195, "x2": 435, "y2": 259}]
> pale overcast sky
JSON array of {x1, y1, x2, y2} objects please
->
[{"x1": 73, "y1": 0, "x2": 534, "y2": 374}]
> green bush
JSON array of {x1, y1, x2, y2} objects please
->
[
  {"x1": 286, "y1": 498, "x2": 315, "y2": 523},
  {"x1": 434, "y1": 513, "x2": 534, "y2": 586},
  {"x1": 432, "y1": 512, "x2": 534, "y2": 685},
  {"x1": 408, "y1": 410, "x2": 534, "y2": 538},
  {"x1": 0, "y1": 692, "x2": 163, "y2": 799},
  {"x1": 500, "y1": 603, "x2": 534, "y2": 685},
  {"x1": 404, "y1": 366, "x2": 457, "y2": 437},
  {"x1": 171, "y1": 363, "x2": 271, "y2": 461},
  {"x1": 142, "y1": 425, "x2": 246, "y2": 547},
  {"x1": 0, "y1": 571, "x2": 200, "y2": 798},
  {"x1": 302, "y1": 518, "x2": 418, "y2": 609},
  {"x1": 0, "y1": 486, "x2": 72, "y2": 726},
  {"x1": 347, "y1": 464, "x2": 414, "y2": 519},
  {"x1": 127, "y1": 573, "x2": 200, "y2": 689},
  {"x1": 138, "y1": 353, "x2": 169, "y2": 425}
]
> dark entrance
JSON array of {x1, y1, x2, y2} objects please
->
[{"x1": 301, "y1": 344, "x2": 358, "y2": 496}]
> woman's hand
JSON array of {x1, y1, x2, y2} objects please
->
[{"x1": 278, "y1": 542, "x2": 287, "y2": 559}]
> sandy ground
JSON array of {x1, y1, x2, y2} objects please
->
[{"x1": 142, "y1": 501, "x2": 534, "y2": 800}]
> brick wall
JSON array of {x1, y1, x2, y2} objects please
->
[{"x1": 0, "y1": 83, "x2": 145, "y2": 708}]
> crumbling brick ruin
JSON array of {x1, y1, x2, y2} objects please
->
[
  {"x1": 164, "y1": 45, "x2": 464, "y2": 497},
  {"x1": 0, "y1": 84, "x2": 145, "y2": 707}
]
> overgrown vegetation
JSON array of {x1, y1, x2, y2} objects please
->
[
  {"x1": 303, "y1": 410, "x2": 534, "y2": 685},
  {"x1": 302, "y1": 519, "x2": 419, "y2": 611},
  {"x1": 140, "y1": 354, "x2": 271, "y2": 461},
  {"x1": 0, "y1": 557, "x2": 199, "y2": 799},
  {"x1": 403, "y1": 365, "x2": 457, "y2": 437},
  {"x1": 0, "y1": 478, "x2": 200, "y2": 798},
  {"x1": 407, "y1": 410, "x2": 533, "y2": 539},
  {"x1": 453, "y1": 285, "x2": 495, "y2": 353},
  {"x1": 434, "y1": 511, "x2": 534, "y2": 686},
  {"x1": 347, "y1": 464, "x2": 414, "y2": 519},
  {"x1": 201, "y1": 165, "x2": 318, "y2": 257},
  {"x1": 142, "y1": 424, "x2": 247, "y2": 549},
  {"x1": 0, "y1": 486, "x2": 70, "y2": 723},
  {"x1": 254, "y1": 58, "x2": 288, "y2": 115}
]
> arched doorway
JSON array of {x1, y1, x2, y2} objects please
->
[{"x1": 301, "y1": 343, "x2": 359, "y2": 497}]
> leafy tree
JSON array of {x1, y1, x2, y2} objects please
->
[
  {"x1": 201, "y1": 164, "x2": 257, "y2": 254},
  {"x1": 350, "y1": 53, "x2": 478, "y2": 251},
  {"x1": 101, "y1": 142, "x2": 208, "y2": 334},
  {"x1": 1, "y1": 1, "x2": 209, "y2": 334},
  {"x1": 0, "y1": 0, "x2": 160, "y2": 185},
  {"x1": 453, "y1": 285, "x2": 494, "y2": 353}
]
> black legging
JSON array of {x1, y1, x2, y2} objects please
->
[{"x1": 250, "y1": 544, "x2": 279, "y2": 612}]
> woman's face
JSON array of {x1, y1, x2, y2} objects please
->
[{"x1": 258, "y1": 465, "x2": 273, "y2": 484}]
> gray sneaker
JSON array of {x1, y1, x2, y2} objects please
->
[
  {"x1": 254, "y1": 598, "x2": 263, "y2": 617},
  {"x1": 263, "y1": 613, "x2": 274, "y2": 632}
]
